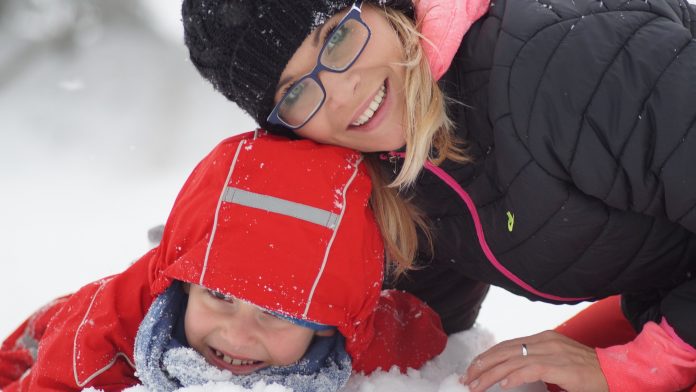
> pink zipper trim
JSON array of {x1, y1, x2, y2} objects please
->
[{"x1": 387, "y1": 152, "x2": 590, "y2": 302}]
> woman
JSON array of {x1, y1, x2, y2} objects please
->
[{"x1": 181, "y1": 0, "x2": 696, "y2": 390}]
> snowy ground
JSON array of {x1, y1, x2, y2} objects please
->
[
  {"x1": 0, "y1": 1, "x2": 595, "y2": 391},
  {"x1": 87, "y1": 328, "x2": 545, "y2": 392}
]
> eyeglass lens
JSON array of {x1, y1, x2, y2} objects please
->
[{"x1": 277, "y1": 19, "x2": 369, "y2": 127}]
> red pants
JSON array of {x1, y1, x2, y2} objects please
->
[{"x1": 551, "y1": 296, "x2": 696, "y2": 392}]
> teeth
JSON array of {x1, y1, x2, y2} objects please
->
[
  {"x1": 352, "y1": 83, "x2": 386, "y2": 127},
  {"x1": 214, "y1": 350, "x2": 257, "y2": 366}
]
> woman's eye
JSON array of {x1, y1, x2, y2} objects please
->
[
  {"x1": 284, "y1": 83, "x2": 305, "y2": 105},
  {"x1": 325, "y1": 24, "x2": 348, "y2": 54}
]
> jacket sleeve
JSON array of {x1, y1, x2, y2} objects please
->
[
  {"x1": 17, "y1": 258, "x2": 151, "y2": 391},
  {"x1": 1, "y1": 319, "x2": 36, "y2": 389},
  {"x1": 0, "y1": 296, "x2": 69, "y2": 390},
  {"x1": 543, "y1": 0, "x2": 696, "y2": 349},
  {"x1": 391, "y1": 263, "x2": 490, "y2": 334},
  {"x1": 504, "y1": 0, "x2": 696, "y2": 233},
  {"x1": 596, "y1": 318, "x2": 696, "y2": 391},
  {"x1": 498, "y1": 0, "x2": 696, "y2": 347},
  {"x1": 621, "y1": 283, "x2": 696, "y2": 347},
  {"x1": 350, "y1": 290, "x2": 448, "y2": 374}
]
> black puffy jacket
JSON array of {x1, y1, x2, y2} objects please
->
[{"x1": 392, "y1": 0, "x2": 696, "y2": 345}]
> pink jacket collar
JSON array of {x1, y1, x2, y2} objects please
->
[{"x1": 417, "y1": 0, "x2": 491, "y2": 80}]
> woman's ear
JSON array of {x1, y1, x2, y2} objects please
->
[{"x1": 315, "y1": 329, "x2": 336, "y2": 337}]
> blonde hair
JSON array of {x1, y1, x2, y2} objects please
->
[
  {"x1": 385, "y1": 6, "x2": 469, "y2": 187},
  {"x1": 367, "y1": 5, "x2": 471, "y2": 277}
]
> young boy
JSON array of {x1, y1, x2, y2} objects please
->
[{"x1": 0, "y1": 132, "x2": 447, "y2": 391}]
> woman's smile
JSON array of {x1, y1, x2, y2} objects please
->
[
  {"x1": 348, "y1": 80, "x2": 390, "y2": 132},
  {"x1": 349, "y1": 80, "x2": 387, "y2": 128}
]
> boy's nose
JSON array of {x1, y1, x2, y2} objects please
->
[{"x1": 219, "y1": 310, "x2": 259, "y2": 346}]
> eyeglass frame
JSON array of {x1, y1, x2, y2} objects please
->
[{"x1": 266, "y1": 0, "x2": 371, "y2": 130}]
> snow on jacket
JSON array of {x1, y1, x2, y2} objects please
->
[
  {"x1": 0, "y1": 132, "x2": 446, "y2": 391},
  {"x1": 392, "y1": 0, "x2": 696, "y2": 363}
]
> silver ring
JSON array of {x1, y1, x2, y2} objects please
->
[{"x1": 521, "y1": 343, "x2": 528, "y2": 357}]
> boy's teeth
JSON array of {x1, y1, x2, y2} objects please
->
[
  {"x1": 352, "y1": 83, "x2": 386, "y2": 127},
  {"x1": 217, "y1": 351, "x2": 257, "y2": 366}
]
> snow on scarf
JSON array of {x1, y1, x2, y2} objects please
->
[{"x1": 134, "y1": 282, "x2": 352, "y2": 392}]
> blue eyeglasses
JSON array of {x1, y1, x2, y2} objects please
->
[{"x1": 267, "y1": 0, "x2": 371, "y2": 129}]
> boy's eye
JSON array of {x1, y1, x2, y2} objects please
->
[
  {"x1": 207, "y1": 289, "x2": 233, "y2": 302},
  {"x1": 261, "y1": 311, "x2": 295, "y2": 328},
  {"x1": 262, "y1": 310, "x2": 282, "y2": 320}
]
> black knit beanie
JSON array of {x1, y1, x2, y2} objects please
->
[{"x1": 182, "y1": 0, "x2": 414, "y2": 136}]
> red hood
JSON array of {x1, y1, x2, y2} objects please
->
[
  {"x1": 147, "y1": 131, "x2": 384, "y2": 361},
  {"x1": 1, "y1": 132, "x2": 445, "y2": 391}
]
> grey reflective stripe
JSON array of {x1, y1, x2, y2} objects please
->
[
  {"x1": 17, "y1": 328, "x2": 39, "y2": 361},
  {"x1": 303, "y1": 155, "x2": 363, "y2": 317},
  {"x1": 223, "y1": 187, "x2": 340, "y2": 229}
]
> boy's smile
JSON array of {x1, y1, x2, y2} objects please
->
[
  {"x1": 206, "y1": 346, "x2": 268, "y2": 375},
  {"x1": 183, "y1": 284, "x2": 333, "y2": 375}
]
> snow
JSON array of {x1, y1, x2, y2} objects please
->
[
  {"x1": 83, "y1": 329, "x2": 547, "y2": 392},
  {"x1": 0, "y1": 1, "x2": 606, "y2": 391}
]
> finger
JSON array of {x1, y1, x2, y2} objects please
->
[
  {"x1": 483, "y1": 336, "x2": 604, "y2": 392},
  {"x1": 464, "y1": 331, "x2": 567, "y2": 383},
  {"x1": 467, "y1": 355, "x2": 531, "y2": 392},
  {"x1": 500, "y1": 356, "x2": 597, "y2": 392},
  {"x1": 466, "y1": 334, "x2": 546, "y2": 382},
  {"x1": 464, "y1": 342, "x2": 526, "y2": 383},
  {"x1": 471, "y1": 351, "x2": 574, "y2": 392},
  {"x1": 496, "y1": 357, "x2": 556, "y2": 390},
  {"x1": 491, "y1": 331, "x2": 564, "y2": 353}
]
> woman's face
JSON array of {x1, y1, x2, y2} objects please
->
[{"x1": 274, "y1": 4, "x2": 407, "y2": 152}]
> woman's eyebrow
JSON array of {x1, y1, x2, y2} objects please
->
[
  {"x1": 277, "y1": 75, "x2": 292, "y2": 91},
  {"x1": 276, "y1": 25, "x2": 327, "y2": 91},
  {"x1": 313, "y1": 22, "x2": 328, "y2": 47}
]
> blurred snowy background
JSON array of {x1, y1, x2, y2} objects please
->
[{"x1": 0, "y1": 1, "x2": 592, "y2": 390}]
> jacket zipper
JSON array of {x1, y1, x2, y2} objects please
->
[{"x1": 382, "y1": 152, "x2": 592, "y2": 302}]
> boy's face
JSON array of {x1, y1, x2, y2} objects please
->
[{"x1": 184, "y1": 284, "x2": 333, "y2": 375}]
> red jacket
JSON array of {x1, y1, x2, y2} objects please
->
[{"x1": 1, "y1": 132, "x2": 447, "y2": 391}]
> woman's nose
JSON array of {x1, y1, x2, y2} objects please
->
[{"x1": 320, "y1": 69, "x2": 361, "y2": 109}]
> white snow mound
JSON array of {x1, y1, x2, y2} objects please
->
[{"x1": 82, "y1": 327, "x2": 547, "y2": 392}]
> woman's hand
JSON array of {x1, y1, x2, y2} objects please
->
[{"x1": 461, "y1": 330, "x2": 609, "y2": 392}]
